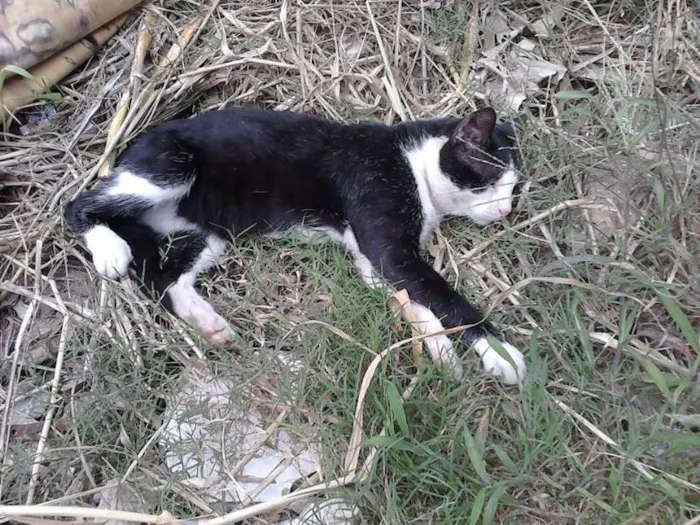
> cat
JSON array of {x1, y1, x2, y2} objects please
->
[{"x1": 64, "y1": 106, "x2": 527, "y2": 384}]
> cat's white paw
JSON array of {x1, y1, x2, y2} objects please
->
[
  {"x1": 473, "y1": 337, "x2": 527, "y2": 385},
  {"x1": 168, "y1": 281, "x2": 238, "y2": 346},
  {"x1": 424, "y1": 334, "x2": 463, "y2": 381},
  {"x1": 84, "y1": 225, "x2": 133, "y2": 278},
  {"x1": 199, "y1": 314, "x2": 238, "y2": 346}
]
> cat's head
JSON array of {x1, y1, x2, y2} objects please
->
[{"x1": 438, "y1": 107, "x2": 520, "y2": 225}]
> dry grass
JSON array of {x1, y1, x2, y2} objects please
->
[{"x1": 1, "y1": 0, "x2": 699, "y2": 523}]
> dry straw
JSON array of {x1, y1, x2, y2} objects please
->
[{"x1": 0, "y1": 0, "x2": 698, "y2": 522}]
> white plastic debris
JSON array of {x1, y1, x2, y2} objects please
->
[
  {"x1": 161, "y1": 367, "x2": 320, "y2": 504},
  {"x1": 160, "y1": 359, "x2": 360, "y2": 524},
  {"x1": 95, "y1": 479, "x2": 148, "y2": 525}
]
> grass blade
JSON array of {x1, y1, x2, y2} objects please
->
[
  {"x1": 656, "y1": 292, "x2": 700, "y2": 353},
  {"x1": 462, "y1": 424, "x2": 491, "y2": 484},
  {"x1": 385, "y1": 382, "x2": 409, "y2": 435},
  {"x1": 469, "y1": 488, "x2": 488, "y2": 525}
]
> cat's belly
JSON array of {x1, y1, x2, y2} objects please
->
[
  {"x1": 142, "y1": 203, "x2": 199, "y2": 235},
  {"x1": 263, "y1": 225, "x2": 346, "y2": 245}
]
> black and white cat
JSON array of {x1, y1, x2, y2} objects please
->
[{"x1": 64, "y1": 106, "x2": 527, "y2": 384}]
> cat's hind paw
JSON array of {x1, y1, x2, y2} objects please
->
[
  {"x1": 473, "y1": 337, "x2": 527, "y2": 385},
  {"x1": 200, "y1": 316, "x2": 238, "y2": 346}
]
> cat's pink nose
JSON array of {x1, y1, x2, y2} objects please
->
[{"x1": 498, "y1": 204, "x2": 512, "y2": 218}]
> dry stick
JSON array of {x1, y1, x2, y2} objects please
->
[
  {"x1": 230, "y1": 408, "x2": 290, "y2": 477},
  {"x1": 0, "y1": 281, "x2": 96, "y2": 320},
  {"x1": 0, "y1": 299, "x2": 36, "y2": 499},
  {"x1": 461, "y1": 198, "x2": 598, "y2": 260},
  {"x1": 0, "y1": 506, "x2": 179, "y2": 525},
  {"x1": 25, "y1": 315, "x2": 70, "y2": 504},
  {"x1": 365, "y1": 0, "x2": 410, "y2": 122},
  {"x1": 457, "y1": 0, "x2": 480, "y2": 90},
  {"x1": 98, "y1": 11, "x2": 157, "y2": 178},
  {"x1": 119, "y1": 420, "x2": 169, "y2": 484},
  {"x1": 682, "y1": 513, "x2": 700, "y2": 525},
  {"x1": 0, "y1": 243, "x2": 45, "y2": 474},
  {"x1": 121, "y1": 5, "x2": 217, "y2": 140},
  {"x1": 579, "y1": 0, "x2": 632, "y2": 65},
  {"x1": 588, "y1": 332, "x2": 688, "y2": 375}
]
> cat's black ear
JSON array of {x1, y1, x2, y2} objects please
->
[
  {"x1": 452, "y1": 107, "x2": 497, "y2": 148},
  {"x1": 495, "y1": 114, "x2": 526, "y2": 141}
]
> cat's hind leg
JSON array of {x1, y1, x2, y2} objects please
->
[
  {"x1": 64, "y1": 131, "x2": 197, "y2": 278},
  {"x1": 65, "y1": 170, "x2": 194, "y2": 278},
  {"x1": 155, "y1": 231, "x2": 237, "y2": 346}
]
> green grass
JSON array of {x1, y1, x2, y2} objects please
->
[{"x1": 2, "y1": 1, "x2": 699, "y2": 523}]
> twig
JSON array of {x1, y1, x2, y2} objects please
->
[
  {"x1": 97, "y1": 12, "x2": 158, "y2": 177},
  {"x1": 0, "y1": 299, "x2": 36, "y2": 499},
  {"x1": 552, "y1": 397, "x2": 700, "y2": 494},
  {"x1": 461, "y1": 198, "x2": 598, "y2": 260},
  {"x1": 25, "y1": 315, "x2": 70, "y2": 504}
]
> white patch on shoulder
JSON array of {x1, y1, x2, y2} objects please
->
[
  {"x1": 403, "y1": 137, "x2": 447, "y2": 242},
  {"x1": 108, "y1": 170, "x2": 190, "y2": 201},
  {"x1": 409, "y1": 303, "x2": 463, "y2": 381},
  {"x1": 473, "y1": 337, "x2": 526, "y2": 385},
  {"x1": 403, "y1": 137, "x2": 519, "y2": 229},
  {"x1": 84, "y1": 224, "x2": 133, "y2": 278}
]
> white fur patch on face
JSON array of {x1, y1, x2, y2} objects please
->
[
  {"x1": 84, "y1": 225, "x2": 133, "y2": 278},
  {"x1": 404, "y1": 137, "x2": 519, "y2": 229},
  {"x1": 465, "y1": 167, "x2": 518, "y2": 226},
  {"x1": 409, "y1": 303, "x2": 463, "y2": 381},
  {"x1": 473, "y1": 337, "x2": 526, "y2": 385}
]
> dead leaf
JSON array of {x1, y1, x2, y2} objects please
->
[
  {"x1": 10, "y1": 385, "x2": 51, "y2": 425},
  {"x1": 9, "y1": 420, "x2": 70, "y2": 442},
  {"x1": 95, "y1": 479, "x2": 149, "y2": 525}
]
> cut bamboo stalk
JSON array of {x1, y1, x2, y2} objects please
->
[
  {"x1": 98, "y1": 11, "x2": 158, "y2": 177},
  {"x1": 0, "y1": 13, "x2": 130, "y2": 121},
  {"x1": 0, "y1": 0, "x2": 143, "y2": 71}
]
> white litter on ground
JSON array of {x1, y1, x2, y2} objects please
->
[{"x1": 159, "y1": 356, "x2": 360, "y2": 524}]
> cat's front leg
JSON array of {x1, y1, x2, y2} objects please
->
[{"x1": 350, "y1": 227, "x2": 527, "y2": 384}]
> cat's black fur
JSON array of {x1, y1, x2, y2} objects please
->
[{"x1": 64, "y1": 106, "x2": 527, "y2": 383}]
